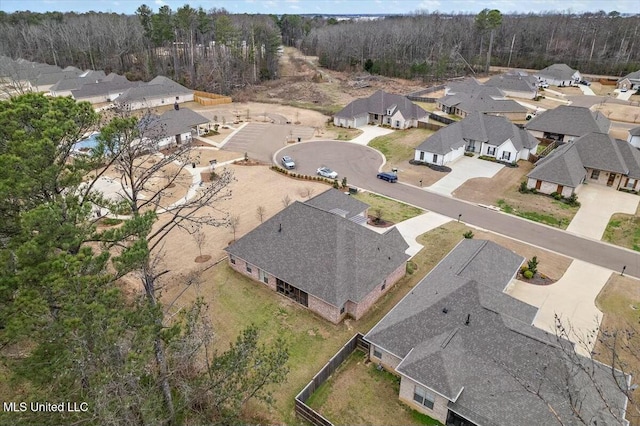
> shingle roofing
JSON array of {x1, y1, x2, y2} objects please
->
[
  {"x1": 366, "y1": 239, "x2": 628, "y2": 426},
  {"x1": 528, "y1": 132, "x2": 640, "y2": 186},
  {"x1": 484, "y1": 73, "x2": 538, "y2": 93},
  {"x1": 140, "y1": 107, "x2": 208, "y2": 138},
  {"x1": 619, "y1": 70, "x2": 640, "y2": 82},
  {"x1": 305, "y1": 188, "x2": 368, "y2": 220},
  {"x1": 117, "y1": 75, "x2": 192, "y2": 104},
  {"x1": 446, "y1": 78, "x2": 503, "y2": 98},
  {"x1": 224, "y1": 201, "x2": 409, "y2": 308},
  {"x1": 630, "y1": 126, "x2": 640, "y2": 136},
  {"x1": 334, "y1": 90, "x2": 427, "y2": 121},
  {"x1": 439, "y1": 89, "x2": 527, "y2": 115},
  {"x1": 50, "y1": 70, "x2": 106, "y2": 92},
  {"x1": 71, "y1": 75, "x2": 142, "y2": 99},
  {"x1": 535, "y1": 63, "x2": 579, "y2": 81},
  {"x1": 415, "y1": 112, "x2": 538, "y2": 155},
  {"x1": 525, "y1": 105, "x2": 611, "y2": 137}
]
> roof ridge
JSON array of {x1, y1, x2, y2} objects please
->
[{"x1": 455, "y1": 240, "x2": 488, "y2": 276}]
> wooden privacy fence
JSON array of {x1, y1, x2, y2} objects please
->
[
  {"x1": 417, "y1": 121, "x2": 445, "y2": 131},
  {"x1": 428, "y1": 112, "x2": 455, "y2": 125},
  {"x1": 193, "y1": 90, "x2": 232, "y2": 106},
  {"x1": 295, "y1": 333, "x2": 370, "y2": 426}
]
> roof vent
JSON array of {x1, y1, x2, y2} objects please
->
[
  {"x1": 278, "y1": 223, "x2": 282, "y2": 232},
  {"x1": 442, "y1": 308, "x2": 448, "y2": 314},
  {"x1": 465, "y1": 314, "x2": 471, "y2": 326}
]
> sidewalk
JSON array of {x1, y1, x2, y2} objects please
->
[{"x1": 349, "y1": 125, "x2": 394, "y2": 146}]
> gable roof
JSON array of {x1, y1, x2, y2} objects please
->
[
  {"x1": 50, "y1": 70, "x2": 106, "y2": 92},
  {"x1": 224, "y1": 201, "x2": 409, "y2": 308},
  {"x1": 535, "y1": 63, "x2": 579, "y2": 81},
  {"x1": 335, "y1": 90, "x2": 427, "y2": 120},
  {"x1": 525, "y1": 105, "x2": 611, "y2": 136},
  {"x1": 71, "y1": 75, "x2": 141, "y2": 100},
  {"x1": 575, "y1": 132, "x2": 628, "y2": 174},
  {"x1": 305, "y1": 188, "x2": 368, "y2": 220},
  {"x1": 527, "y1": 142, "x2": 586, "y2": 187},
  {"x1": 619, "y1": 70, "x2": 640, "y2": 82},
  {"x1": 117, "y1": 76, "x2": 192, "y2": 104},
  {"x1": 484, "y1": 73, "x2": 538, "y2": 93},
  {"x1": 446, "y1": 78, "x2": 503, "y2": 98},
  {"x1": 366, "y1": 239, "x2": 628, "y2": 426},
  {"x1": 415, "y1": 112, "x2": 537, "y2": 155},
  {"x1": 439, "y1": 89, "x2": 527, "y2": 115},
  {"x1": 140, "y1": 107, "x2": 208, "y2": 138}
]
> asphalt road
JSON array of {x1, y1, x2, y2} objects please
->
[{"x1": 281, "y1": 141, "x2": 640, "y2": 279}]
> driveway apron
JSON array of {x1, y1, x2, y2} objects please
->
[{"x1": 427, "y1": 156, "x2": 504, "y2": 196}]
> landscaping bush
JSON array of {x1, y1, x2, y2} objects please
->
[
  {"x1": 527, "y1": 256, "x2": 539, "y2": 275},
  {"x1": 523, "y1": 270, "x2": 534, "y2": 279},
  {"x1": 478, "y1": 155, "x2": 497, "y2": 162},
  {"x1": 406, "y1": 261, "x2": 417, "y2": 275},
  {"x1": 464, "y1": 152, "x2": 474, "y2": 157},
  {"x1": 564, "y1": 193, "x2": 580, "y2": 207},
  {"x1": 333, "y1": 179, "x2": 339, "y2": 189},
  {"x1": 519, "y1": 180, "x2": 529, "y2": 194},
  {"x1": 463, "y1": 230, "x2": 474, "y2": 239},
  {"x1": 550, "y1": 192, "x2": 562, "y2": 200}
]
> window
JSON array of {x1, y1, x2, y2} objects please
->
[
  {"x1": 381, "y1": 279, "x2": 386, "y2": 291},
  {"x1": 628, "y1": 178, "x2": 636, "y2": 189},
  {"x1": 373, "y1": 114, "x2": 379, "y2": 120},
  {"x1": 501, "y1": 151, "x2": 511, "y2": 161},
  {"x1": 373, "y1": 347, "x2": 382, "y2": 359},
  {"x1": 487, "y1": 146, "x2": 496, "y2": 156},
  {"x1": 276, "y1": 278, "x2": 308, "y2": 307},
  {"x1": 433, "y1": 154, "x2": 438, "y2": 163},
  {"x1": 340, "y1": 306, "x2": 345, "y2": 314},
  {"x1": 246, "y1": 264, "x2": 252, "y2": 274},
  {"x1": 258, "y1": 269, "x2": 268, "y2": 284},
  {"x1": 395, "y1": 120, "x2": 400, "y2": 127},
  {"x1": 591, "y1": 170, "x2": 600, "y2": 180},
  {"x1": 229, "y1": 255, "x2": 236, "y2": 264},
  {"x1": 413, "y1": 386, "x2": 435, "y2": 410},
  {"x1": 419, "y1": 151, "x2": 425, "y2": 161},
  {"x1": 387, "y1": 118, "x2": 391, "y2": 124}
]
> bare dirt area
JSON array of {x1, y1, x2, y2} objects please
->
[
  {"x1": 185, "y1": 147, "x2": 244, "y2": 166},
  {"x1": 592, "y1": 102, "x2": 640, "y2": 124},
  {"x1": 399, "y1": 161, "x2": 447, "y2": 187},
  {"x1": 454, "y1": 161, "x2": 532, "y2": 204}
]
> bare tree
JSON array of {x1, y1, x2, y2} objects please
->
[
  {"x1": 282, "y1": 194, "x2": 292, "y2": 208},
  {"x1": 229, "y1": 215, "x2": 241, "y2": 242},
  {"x1": 192, "y1": 227, "x2": 207, "y2": 258},
  {"x1": 298, "y1": 187, "x2": 315, "y2": 200},
  {"x1": 256, "y1": 205, "x2": 266, "y2": 223}
]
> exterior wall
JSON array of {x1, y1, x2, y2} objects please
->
[
  {"x1": 227, "y1": 255, "x2": 277, "y2": 291},
  {"x1": 415, "y1": 147, "x2": 463, "y2": 166},
  {"x1": 368, "y1": 345, "x2": 403, "y2": 371},
  {"x1": 628, "y1": 135, "x2": 640, "y2": 149},
  {"x1": 127, "y1": 93, "x2": 195, "y2": 111},
  {"x1": 398, "y1": 376, "x2": 450, "y2": 424},
  {"x1": 494, "y1": 140, "x2": 518, "y2": 162},
  {"x1": 334, "y1": 115, "x2": 366, "y2": 128},
  {"x1": 528, "y1": 129, "x2": 544, "y2": 140},
  {"x1": 308, "y1": 294, "x2": 342, "y2": 324},
  {"x1": 585, "y1": 168, "x2": 624, "y2": 189},
  {"x1": 527, "y1": 178, "x2": 576, "y2": 196},
  {"x1": 351, "y1": 262, "x2": 406, "y2": 320},
  {"x1": 51, "y1": 89, "x2": 73, "y2": 97}
]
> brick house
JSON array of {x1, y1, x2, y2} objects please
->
[
  {"x1": 365, "y1": 239, "x2": 629, "y2": 426},
  {"x1": 527, "y1": 132, "x2": 640, "y2": 196},
  {"x1": 224, "y1": 189, "x2": 409, "y2": 323},
  {"x1": 525, "y1": 105, "x2": 610, "y2": 143}
]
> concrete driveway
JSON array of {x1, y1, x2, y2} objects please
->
[
  {"x1": 566, "y1": 184, "x2": 639, "y2": 240},
  {"x1": 350, "y1": 124, "x2": 394, "y2": 146},
  {"x1": 576, "y1": 84, "x2": 596, "y2": 96},
  {"x1": 505, "y1": 260, "x2": 612, "y2": 356},
  {"x1": 427, "y1": 156, "x2": 504, "y2": 196},
  {"x1": 221, "y1": 122, "x2": 315, "y2": 162}
]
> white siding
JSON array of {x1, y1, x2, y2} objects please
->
[
  {"x1": 628, "y1": 135, "x2": 640, "y2": 149},
  {"x1": 496, "y1": 139, "x2": 518, "y2": 162}
]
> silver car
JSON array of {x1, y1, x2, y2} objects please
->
[
  {"x1": 281, "y1": 155, "x2": 295, "y2": 169},
  {"x1": 317, "y1": 167, "x2": 338, "y2": 179}
]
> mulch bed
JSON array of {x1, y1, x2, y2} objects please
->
[
  {"x1": 233, "y1": 159, "x2": 266, "y2": 166},
  {"x1": 408, "y1": 160, "x2": 451, "y2": 173},
  {"x1": 517, "y1": 272, "x2": 556, "y2": 286},
  {"x1": 195, "y1": 255, "x2": 212, "y2": 263},
  {"x1": 367, "y1": 216, "x2": 395, "y2": 228}
]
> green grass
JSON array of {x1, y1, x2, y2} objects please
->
[
  {"x1": 603, "y1": 213, "x2": 640, "y2": 251},
  {"x1": 497, "y1": 200, "x2": 570, "y2": 228},
  {"x1": 204, "y1": 221, "x2": 469, "y2": 424},
  {"x1": 354, "y1": 192, "x2": 424, "y2": 224},
  {"x1": 368, "y1": 128, "x2": 434, "y2": 164}
]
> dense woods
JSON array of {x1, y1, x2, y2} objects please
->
[{"x1": 1, "y1": 8, "x2": 639, "y2": 91}]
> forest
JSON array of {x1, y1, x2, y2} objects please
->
[{"x1": 0, "y1": 7, "x2": 639, "y2": 92}]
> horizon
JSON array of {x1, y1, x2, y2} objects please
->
[{"x1": 0, "y1": 0, "x2": 637, "y2": 16}]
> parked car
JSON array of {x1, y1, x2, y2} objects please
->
[
  {"x1": 621, "y1": 87, "x2": 628, "y2": 92},
  {"x1": 579, "y1": 80, "x2": 591, "y2": 86},
  {"x1": 281, "y1": 155, "x2": 295, "y2": 169},
  {"x1": 317, "y1": 167, "x2": 338, "y2": 179},
  {"x1": 538, "y1": 82, "x2": 549, "y2": 88},
  {"x1": 376, "y1": 172, "x2": 398, "y2": 183}
]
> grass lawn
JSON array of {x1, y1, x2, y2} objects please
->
[
  {"x1": 594, "y1": 274, "x2": 640, "y2": 425},
  {"x1": 353, "y1": 191, "x2": 424, "y2": 224},
  {"x1": 368, "y1": 128, "x2": 435, "y2": 165},
  {"x1": 324, "y1": 123, "x2": 363, "y2": 140},
  {"x1": 307, "y1": 350, "x2": 443, "y2": 425},
  {"x1": 603, "y1": 211, "x2": 640, "y2": 251},
  {"x1": 496, "y1": 199, "x2": 575, "y2": 229},
  {"x1": 199, "y1": 221, "x2": 470, "y2": 424}
]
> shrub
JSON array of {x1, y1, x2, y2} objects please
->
[
  {"x1": 463, "y1": 230, "x2": 474, "y2": 239},
  {"x1": 333, "y1": 179, "x2": 339, "y2": 189},
  {"x1": 527, "y1": 256, "x2": 539, "y2": 275},
  {"x1": 552, "y1": 192, "x2": 562, "y2": 200},
  {"x1": 341, "y1": 176, "x2": 348, "y2": 188},
  {"x1": 464, "y1": 152, "x2": 474, "y2": 157},
  {"x1": 565, "y1": 193, "x2": 580, "y2": 207},
  {"x1": 519, "y1": 180, "x2": 529, "y2": 193},
  {"x1": 406, "y1": 261, "x2": 417, "y2": 275},
  {"x1": 523, "y1": 270, "x2": 534, "y2": 279}
]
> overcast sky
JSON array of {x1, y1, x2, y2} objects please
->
[{"x1": 0, "y1": 0, "x2": 635, "y2": 15}]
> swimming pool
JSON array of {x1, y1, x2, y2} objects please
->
[{"x1": 74, "y1": 132, "x2": 101, "y2": 151}]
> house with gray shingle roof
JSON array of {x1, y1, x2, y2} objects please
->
[
  {"x1": 414, "y1": 112, "x2": 538, "y2": 166},
  {"x1": 334, "y1": 90, "x2": 428, "y2": 129},
  {"x1": 50, "y1": 70, "x2": 107, "y2": 97},
  {"x1": 137, "y1": 107, "x2": 209, "y2": 148},
  {"x1": 534, "y1": 63, "x2": 581, "y2": 87},
  {"x1": 365, "y1": 239, "x2": 629, "y2": 426},
  {"x1": 617, "y1": 70, "x2": 640, "y2": 91},
  {"x1": 527, "y1": 132, "x2": 640, "y2": 196},
  {"x1": 224, "y1": 194, "x2": 410, "y2": 323},
  {"x1": 629, "y1": 126, "x2": 640, "y2": 148},
  {"x1": 304, "y1": 188, "x2": 369, "y2": 224},
  {"x1": 525, "y1": 105, "x2": 611, "y2": 142},
  {"x1": 437, "y1": 79, "x2": 528, "y2": 120},
  {"x1": 71, "y1": 74, "x2": 142, "y2": 104},
  {"x1": 484, "y1": 71, "x2": 538, "y2": 99},
  {"x1": 116, "y1": 75, "x2": 194, "y2": 111}
]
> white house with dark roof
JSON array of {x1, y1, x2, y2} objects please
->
[
  {"x1": 49, "y1": 70, "x2": 107, "y2": 97},
  {"x1": 525, "y1": 105, "x2": 611, "y2": 142},
  {"x1": 365, "y1": 239, "x2": 629, "y2": 426},
  {"x1": 333, "y1": 90, "x2": 428, "y2": 129},
  {"x1": 534, "y1": 63, "x2": 581, "y2": 87},
  {"x1": 138, "y1": 107, "x2": 209, "y2": 148},
  {"x1": 71, "y1": 74, "x2": 142, "y2": 104},
  {"x1": 414, "y1": 112, "x2": 538, "y2": 166},
  {"x1": 116, "y1": 76, "x2": 194, "y2": 111},
  {"x1": 224, "y1": 190, "x2": 410, "y2": 323},
  {"x1": 527, "y1": 132, "x2": 640, "y2": 196},
  {"x1": 628, "y1": 126, "x2": 640, "y2": 148},
  {"x1": 484, "y1": 71, "x2": 538, "y2": 99},
  {"x1": 617, "y1": 70, "x2": 640, "y2": 91}
]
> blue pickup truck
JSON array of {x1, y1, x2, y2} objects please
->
[{"x1": 376, "y1": 172, "x2": 398, "y2": 183}]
